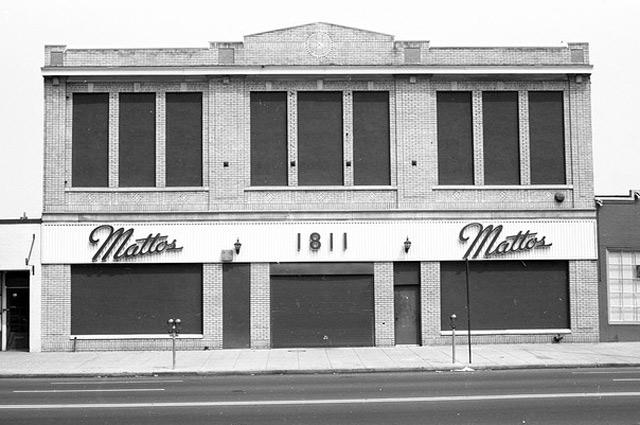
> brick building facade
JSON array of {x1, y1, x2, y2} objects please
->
[
  {"x1": 39, "y1": 23, "x2": 598, "y2": 352},
  {"x1": 596, "y1": 191, "x2": 640, "y2": 341}
]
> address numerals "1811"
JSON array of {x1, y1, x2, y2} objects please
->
[{"x1": 297, "y1": 232, "x2": 347, "y2": 251}]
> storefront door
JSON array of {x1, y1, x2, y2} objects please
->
[
  {"x1": 2, "y1": 271, "x2": 29, "y2": 351},
  {"x1": 394, "y1": 285, "x2": 421, "y2": 344}
]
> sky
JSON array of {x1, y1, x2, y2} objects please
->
[{"x1": 0, "y1": 0, "x2": 638, "y2": 219}]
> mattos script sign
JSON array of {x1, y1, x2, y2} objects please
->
[
  {"x1": 89, "y1": 224, "x2": 183, "y2": 262},
  {"x1": 459, "y1": 222, "x2": 552, "y2": 260},
  {"x1": 40, "y1": 219, "x2": 596, "y2": 264}
]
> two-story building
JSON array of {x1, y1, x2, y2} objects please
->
[{"x1": 39, "y1": 23, "x2": 598, "y2": 352}]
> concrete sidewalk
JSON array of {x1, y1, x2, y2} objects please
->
[{"x1": 1, "y1": 342, "x2": 639, "y2": 377}]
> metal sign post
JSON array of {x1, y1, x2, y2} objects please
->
[{"x1": 465, "y1": 259, "x2": 472, "y2": 365}]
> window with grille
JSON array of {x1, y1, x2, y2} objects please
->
[{"x1": 607, "y1": 251, "x2": 640, "y2": 323}]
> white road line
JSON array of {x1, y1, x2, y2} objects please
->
[
  {"x1": 572, "y1": 370, "x2": 640, "y2": 374},
  {"x1": 13, "y1": 389, "x2": 165, "y2": 393},
  {"x1": 50, "y1": 380, "x2": 183, "y2": 385},
  {"x1": 613, "y1": 378, "x2": 640, "y2": 382},
  {"x1": 0, "y1": 392, "x2": 639, "y2": 409}
]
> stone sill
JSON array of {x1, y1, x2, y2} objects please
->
[
  {"x1": 440, "y1": 329, "x2": 571, "y2": 336},
  {"x1": 66, "y1": 187, "x2": 209, "y2": 192},
  {"x1": 433, "y1": 185, "x2": 573, "y2": 191},
  {"x1": 69, "y1": 334, "x2": 204, "y2": 340},
  {"x1": 246, "y1": 186, "x2": 397, "y2": 192}
]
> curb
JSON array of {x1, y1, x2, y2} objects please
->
[{"x1": 1, "y1": 362, "x2": 640, "y2": 379}]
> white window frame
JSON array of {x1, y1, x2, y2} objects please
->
[{"x1": 606, "y1": 250, "x2": 640, "y2": 324}]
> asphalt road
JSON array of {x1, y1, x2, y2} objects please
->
[{"x1": 0, "y1": 368, "x2": 639, "y2": 424}]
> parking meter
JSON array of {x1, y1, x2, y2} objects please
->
[{"x1": 167, "y1": 318, "x2": 181, "y2": 369}]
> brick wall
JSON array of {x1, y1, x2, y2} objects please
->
[
  {"x1": 420, "y1": 262, "x2": 441, "y2": 345},
  {"x1": 203, "y1": 263, "x2": 223, "y2": 349},
  {"x1": 374, "y1": 262, "x2": 394, "y2": 346},
  {"x1": 43, "y1": 77, "x2": 592, "y2": 214},
  {"x1": 567, "y1": 260, "x2": 599, "y2": 342},
  {"x1": 41, "y1": 264, "x2": 71, "y2": 351},
  {"x1": 250, "y1": 263, "x2": 270, "y2": 349}
]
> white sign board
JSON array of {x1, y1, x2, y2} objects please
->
[{"x1": 41, "y1": 219, "x2": 598, "y2": 264}]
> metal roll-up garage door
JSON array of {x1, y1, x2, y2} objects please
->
[{"x1": 271, "y1": 274, "x2": 374, "y2": 348}]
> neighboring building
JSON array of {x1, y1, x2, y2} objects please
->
[
  {"x1": 40, "y1": 23, "x2": 598, "y2": 352},
  {"x1": 0, "y1": 217, "x2": 41, "y2": 352},
  {"x1": 596, "y1": 190, "x2": 640, "y2": 341}
]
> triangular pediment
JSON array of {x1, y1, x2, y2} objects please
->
[{"x1": 245, "y1": 22, "x2": 393, "y2": 41}]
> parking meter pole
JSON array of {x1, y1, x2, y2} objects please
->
[
  {"x1": 167, "y1": 318, "x2": 181, "y2": 370},
  {"x1": 450, "y1": 314, "x2": 457, "y2": 364},
  {"x1": 171, "y1": 333, "x2": 176, "y2": 370},
  {"x1": 452, "y1": 327, "x2": 456, "y2": 363}
]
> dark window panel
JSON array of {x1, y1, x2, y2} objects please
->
[
  {"x1": 482, "y1": 91, "x2": 520, "y2": 185},
  {"x1": 440, "y1": 261, "x2": 569, "y2": 330},
  {"x1": 250, "y1": 92, "x2": 288, "y2": 186},
  {"x1": 72, "y1": 93, "x2": 109, "y2": 187},
  {"x1": 529, "y1": 91, "x2": 566, "y2": 184},
  {"x1": 119, "y1": 93, "x2": 156, "y2": 187},
  {"x1": 297, "y1": 91, "x2": 343, "y2": 186},
  {"x1": 393, "y1": 262, "x2": 420, "y2": 286},
  {"x1": 223, "y1": 263, "x2": 251, "y2": 349},
  {"x1": 271, "y1": 275, "x2": 374, "y2": 347},
  {"x1": 71, "y1": 264, "x2": 202, "y2": 335},
  {"x1": 437, "y1": 92, "x2": 474, "y2": 185},
  {"x1": 166, "y1": 92, "x2": 202, "y2": 187},
  {"x1": 353, "y1": 91, "x2": 390, "y2": 185}
]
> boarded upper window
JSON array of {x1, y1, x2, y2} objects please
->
[
  {"x1": 71, "y1": 263, "x2": 202, "y2": 335},
  {"x1": 119, "y1": 93, "x2": 156, "y2": 187},
  {"x1": 72, "y1": 93, "x2": 109, "y2": 187},
  {"x1": 437, "y1": 92, "x2": 474, "y2": 185},
  {"x1": 482, "y1": 91, "x2": 520, "y2": 185},
  {"x1": 353, "y1": 91, "x2": 390, "y2": 185},
  {"x1": 250, "y1": 92, "x2": 288, "y2": 186},
  {"x1": 393, "y1": 262, "x2": 420, "y2": 286},
  {"x1": 529, "y1": 91, "x2": 566, "y2": 184},
  {"x1": 297, "y1": 91, "x2": 343, "y2": 186},
  {"x1": 166, "y1": 92, "x2": 202, "y2": 187}
]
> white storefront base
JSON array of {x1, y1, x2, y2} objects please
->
[{"x1": 0, "y1": 222, "x2": 41, "y2": 353}]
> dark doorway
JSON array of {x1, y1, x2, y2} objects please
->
[
  {"x1": 394, "y1": 285, "x2": 421, "y2": 344},
  {"x1": 394, "y1": 262, "x2": 421, "y2": 345},
  {"x1": 4, "y1": 271, "x2": 29, "y2": 351},
  {"x1": 223, "y1": 264, "x2": 251, "y2": 349}
]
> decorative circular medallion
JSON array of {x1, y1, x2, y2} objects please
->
[{"x1": 306, "y1": 32, "x2": 332, "y2": 58}]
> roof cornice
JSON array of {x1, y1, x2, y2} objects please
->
[{"x1": 42, "y1": 64, "x2": 593, "y2": 77}]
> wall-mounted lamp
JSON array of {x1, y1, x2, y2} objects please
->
[
  {"x1": 234, "y1": 238, "x2": 242, "y2": 255},
  {"x1": 404, "y1": 237, "x2": 412, "y2": 253}
]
